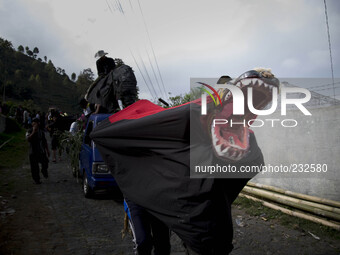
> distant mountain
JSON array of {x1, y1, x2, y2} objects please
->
[{"x1": 0, "y1": 37, "x2": 90, "y2": 115}]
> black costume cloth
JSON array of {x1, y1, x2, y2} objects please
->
[{"x1": 90, "y1": 99, "x2": 263, "y2": 254}]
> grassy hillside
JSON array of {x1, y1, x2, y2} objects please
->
[{"x1": 0, "y1": 37, "x2": 89, "y2": 114}]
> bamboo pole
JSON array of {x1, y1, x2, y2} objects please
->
[
  {"x1": 239, "y1": 193, "x2": 340, "y2": 231},
  {"x1": 246, "y1": 184, "x2": 340, "y2": 215},
  {"x1": 247, "y1": 181, "x2": 340, "y2": 209},
  {"x1": 242, "y1": 186, "x2": 340, "y2": 222}
]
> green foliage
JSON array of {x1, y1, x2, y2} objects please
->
[
  {"x1": 0, "y1": 38, "x2": 14, "y2": 51},
  {"x1": 28, "y1": 74, "x2": 35, "y2": 83},
  {"x1": 71, "y1": 72, "x2": 76, "y2": 81},
  {"x1": 27, "y1": 50, "x2": 33, "y2": 57},
  {"x1": 22, "y1": 99, "x2": 35, "y2": 112},
  {"x1": 59, "y1": 124, "x2": 84, "y2": 176},
  {"x1": 76, "y1": 68, "x2": 95, "y2": 95},
  {"x1": 33, "y1": 47, "x2": 39, "y2": 58},
  {"x1": 17, "y1": 45, "x2": 24, "y2": 53},
  {"x1": 167, "y1": 87, "x2": 201, "y2": 107},
  {"x1": 35, "y1": 74, "x2": 42, "y2": 87},
  {"x1": 14, "y1": 69, "x2": 23, "y2": 80},
  {"x1": 45, "y1": 60, "x2": 55, "y2": 73},
  {"x1": 63, "y1": 76, "x2": 70, "y2": 86}
]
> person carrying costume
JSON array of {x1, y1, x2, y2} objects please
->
[
  {"x1": 124, "y1": 198, "x2": 171, "y2": 255},
  {"x1": 85, "y1": 50, "x2": 116, "y2": 114}
]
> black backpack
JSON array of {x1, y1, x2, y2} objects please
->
[
  {"x1": 86, "y1": 64, "x2": 137, "y2": 113},
  {"x1": 111, "y1": 64, "x2": 138, "y2": 108}
]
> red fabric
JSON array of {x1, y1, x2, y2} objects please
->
[
  {"x1": 109, "y1": 99, "x2": 201, "y2": 123},
  {"x1": 109, "y1": 100, "x2": 164, "y2": 123}
]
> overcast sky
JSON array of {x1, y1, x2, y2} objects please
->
[{"x1": 0, "y1": 0, "x2": 339, "y2": 100}]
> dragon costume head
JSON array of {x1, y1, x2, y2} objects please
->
[{"x1": 201, "y1": 68, "x2": 280, "y2": 162}]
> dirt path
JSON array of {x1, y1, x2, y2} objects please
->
[
  {"x1": 0, "y1": 151, "x2": 339, "y2": 254},
  {"x1": 0, "y1": 156, "x2": 133, "y2": 254}
]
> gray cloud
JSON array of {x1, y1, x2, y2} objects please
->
[{"x1": 1, "y1": 0, "x2": 339, "y2": 99}]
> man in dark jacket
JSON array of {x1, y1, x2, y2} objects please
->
[
  {"x1": 95, "y1": 50, "x2": 116, "y2": 76},
  {"x1": 26, "y1": 118, "x2": 50, "y2": 184}
]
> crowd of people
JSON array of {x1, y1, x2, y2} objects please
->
[{"x1": 22, "y1": 50, "x2": 118, "y2": 185}]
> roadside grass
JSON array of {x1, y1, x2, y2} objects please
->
[
  {"x1": 0, "y1": 130, "x2": 28, "y2": 169},
  {"x1": 233, "y1": 196, "x2": 340, "y2": 240},
  {"x1": 0, "y1": 129, "x2": 29, "y2": 194}
]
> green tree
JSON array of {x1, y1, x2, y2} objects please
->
[
  {"x1": 167, "y1": 87, "x2": 201, "y2": 107},
  {"x1": 17, "y1": 45, "x2": 24, "y2": 53},
  {"x1": 45, "y1": 60, "x2": 55, "y2": 73},
  {"x1": 27, "y1": 50, "x2": 33, "y2": 58},
  {"x1": 23, "y1": 99, "x2": 35, "y2": 111},
  {"x1": 35, "y1": 74, "x2": 42, "y2": 87},
  {"x1": 63, "y1": 76, "x2": 70, "y2": 86},
  {"x1": 0, "y1": 38, "x2": 14, "y2": 51},
  {"x1": 44, "y1": 56, "x2": 47, "y2": 62},
  {"x1": 25, "y1": 46, "x2": 30, "y2": 54},
  {"x1": 33, "y1": 47, "x2": 39, "y2": 58},
  {"x1": 71, "y1": 72, "x2": 76, "y2": 82},
  {"x1": 14, "y1": 69, "x2": 23, "y2": 81},
  {"x1": 76, "y1": 68, "x2": 94, "y2": 95},
  {"x1": 168, "y1": 95, "x2": 182, "y2": 107},
  {"x1": 28, "y1": 74, "x2": 35, "y2": 83},
  {"x1": 32, "y1": 60, "x2": 41, "y2": 71},
  {"x1": 77, "y1": 68, "x2": 94, "y2": 83}
]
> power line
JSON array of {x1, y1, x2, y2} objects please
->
[
  {"x1": 323, "y1": 0, "x2": 336, "y2": 104},
  {"x1": 129, "y1": 49, "x2": 157, "y2": 99},
  {"x1": 116, "y1": 0, "x2": 160, "y2": 99},
  {"x1": 137, "y1": 50, "x2": 158, "y2": 99},
  {"x1": 105, "y1": 0, "x2": 113, "y2": 13},
  {"x1": 136, "y1": 0, "x2": 168, "y2": 100},
  {"x1": 116, "y1": 0, "x2": 124, "y2": 14},
  {"x1": 109, "y1": 0, "x2": 159, "y2": 100},
  {"x1": 144, "y1": 46, "x2": 163, "y2": 99}
]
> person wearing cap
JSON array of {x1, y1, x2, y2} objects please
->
[
  {"x1": 26, "y1": 118, "x2": 50, "y2": 184},
  {"x1": 95, "y1": 50, "x2": 116, "y2": 76}
]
